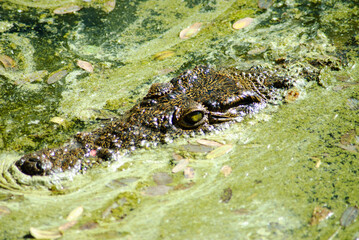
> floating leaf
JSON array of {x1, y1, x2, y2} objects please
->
[
  {"x1": 310, "y1": 206, "x2": 333, "y2": 225},
  {"x1": 29, "y1": 227, "x2": 62, "y2": 239},
  {"x1": 340, "y1": 206, "x2": 358, "y2": 227},
  {"x1": 206, "y1": 144, "x2": 232, "y2": 159},
  {"x1": 172, "y1": 159, "x2": 189, "y2": 173},
  {"x1": 47, "y1": 70, "x2": 68, "y2": 84},
  {"x1": 182, "y1": 143, "x2": 213, "y2": 153},
  {"x1": 233, "y1": 17, "x2": 254, "y2": 30},
  {"x1": 144, "y1": 185, "x2": 172, "y2": 196},
  {"x1": 0, "y1": 54, "x2": 16, "y2": 69},
  {"x1": 77, "y1": 60, "x2": 93, "y2": 73},
  {"x1": 184, "y1": 167, "x2": 195, "y2": 179},
  {"x1": 179, "y1": 22, "x2": 202, "y2": 39},
  {"x1": 54, "y1": 5, "x2": 82, "y2": 14},
  {"x1": 153, "y1": 50, "x2": 175, "y2": 60},
  {"x1": 103, "y1": 0, "x2": 116, "y2": 13},
  {"x1": 220, "y1": 165, "x2": 232, "y2": 177},
  {"x1": 153, "y1": 172, "x2": 173, "y2": 185},
  {"x1": 66, "y1": 206, "x2": 83, "y2": 221},
  {"x1": 196, "y1": 139, "x2": 223, "y2": 147}
]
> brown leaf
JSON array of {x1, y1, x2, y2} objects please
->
[
  {"x1": 77, "y1": 60, "x2": 94, "y2": 73},
  {"x1": 310, "y1": 206, "x2": 333, "y2": 225},
  {"x1": 220, "y1": 165, "x2": 232, "y2": 177}
]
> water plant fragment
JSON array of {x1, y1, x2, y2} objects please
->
[
  {"x1": 232, "y1": 17, "x2": 254, "y2": 30},
  {"x1": 179, "y1": 22, "x2": 202, "y2": 39}
]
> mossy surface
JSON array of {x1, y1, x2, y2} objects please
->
[{"x1": 0, "y1": 0, "x2": 358, "y2": 239}]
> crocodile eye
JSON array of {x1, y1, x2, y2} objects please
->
[
  {"x1": 175, "y1": 104, "x2": 208, "y2": 129},
  {"x1": 184, "y1": 111, "x2": 203, "y2": 125}
]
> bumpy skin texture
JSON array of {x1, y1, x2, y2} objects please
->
[{"x1": 16, "y1": 66, "x2": 290, "y2": 176}]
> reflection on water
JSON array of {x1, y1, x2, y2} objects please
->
[{"x1": 1, "y1": 0, "x2": 359, "y2": 239}]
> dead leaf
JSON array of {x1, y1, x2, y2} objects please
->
[
  {"x1": 66, "y1": 206, "x2": 83, "y2": 221},
  {"x1": 29, "y1": 227, "x2": 62, "y2": 239},
  {"x1": 172, "y1": 159, "x2": 189, "y2": 173}
]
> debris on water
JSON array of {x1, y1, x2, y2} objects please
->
[
  {"x1": 206, "y1": 144, "x2": 232, "y2": 159},
  {"x1": 347, "y1": 98, "x2": 359, "y2": 111},
  {"x1": 0, "y1": 205, "x2": 11, "y2": 216},
  {"x1": 14, "y1": 70, "x2": 49, "y2": 85},
  {"x1": 153, "y1": 50, "x2": 175, "y2": 60},
  {"x1": 66, "y1": 206, "x2": 84, "y2": 221},
  {"x1": 107, "y1": 177, "x2": 139, "y2": 188},
  {"x1": 144, "y1": 185, "x2": 172, "y2": 196},
  {"x1": 153, "y1": 172, "x2": 173, "y2": 185},
  {"x1": 310, "y1": 206, "x2": 333, "y2": 225},
  {"x1": 29, "y1": 227, "x2": 62, "y2": 239},
  {"x1": 0, "y1": 54, "x2": 16, "y2": 69},
  {"x1": 80, "y1": 221, "x2": 99, "y2": 230},
  {"x1": 103, "y1": 0, "x2": 116, "y2": 13},
  {"x1": 232, "y1": 208, "x2": 250, "y2": 215},
  {"x1": 172, "y1": 153, "x2": 184, "y2": 161},
  {"x1": 179, "y1": 22, "x2": 202, "y2": 39},
  {"x1": 47, "y1": 70, "x2": 68, "y2": 84},
  {"x1": 172, "y1": 159, "x2": 189, "y2": 173},
  {"x1": 258, "y1": 0, "x2": 273, "y2": 9},
  {"x1": 220, "y1": 165, "x2": 232, "y2": 177},
  {"x1": 340, "y1": 129, "x2": 357, "y2": 145},
  {"x1": 182, "y1": 143, "x2": 214, "y2": 153},
  {"x1": 184, "y1": 167, "x2": 195, "y2": 179},
  {"x1": 77, "y1": 60, "x2": 93, "y2": 73},
  {"x1": 196, "y1": 139, "x2": 223, "y2": 147},
  {"x1": 232, "y1": 17, "x2": 254, "y2": 30},
  {"x1": 58, "y1": 220, "x2": 77, "y2": 231},
  {"x1": 340, "y1": 206, "x2": 358, "y2": 227},
  {"x1": 220, "y1": 187, "x2": 232, "y2": 203},
  {"x1": 285, "y1": 89, "x2": 300, "y2": 102},
  {"x1": 173, "y1": 182, "x2": 195, "y2": 190},
  {"x1": 50, "y1": 116, "x2": 71, "y2": 128},
  {"x1": 53, "y1": 5, "x2": 82, "y2": 14}
]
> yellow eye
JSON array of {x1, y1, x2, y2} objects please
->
[{"x1": 184, "y1": 111, "x2": 203, "y2": 124}]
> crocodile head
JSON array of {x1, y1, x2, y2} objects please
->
[{"x1": 16, "y1": 65, "x2": 289, "y2": 175}]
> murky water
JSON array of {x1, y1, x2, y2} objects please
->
[{"x1": 1, "y1": 0, "x2": 358, "y2": 239}]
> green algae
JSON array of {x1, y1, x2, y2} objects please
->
[{"x1": 0, "y1": 0, "x2": 359, "y2": 239}]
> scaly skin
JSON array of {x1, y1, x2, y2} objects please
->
[{"x1": 15, "y1": 66, "x2": 291, "y2": 176}]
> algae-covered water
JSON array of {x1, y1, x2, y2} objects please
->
[{"x1": 0, "y1": 0, "x2": 358, "y2": 239}]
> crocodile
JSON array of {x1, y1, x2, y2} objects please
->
[{"x1": 15, "y1": 65, "x2": 291, "y2": 176}]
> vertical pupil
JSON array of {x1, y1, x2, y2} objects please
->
[{"x1": 185, "y1": 111, "x2": 203, "y2": 124}]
